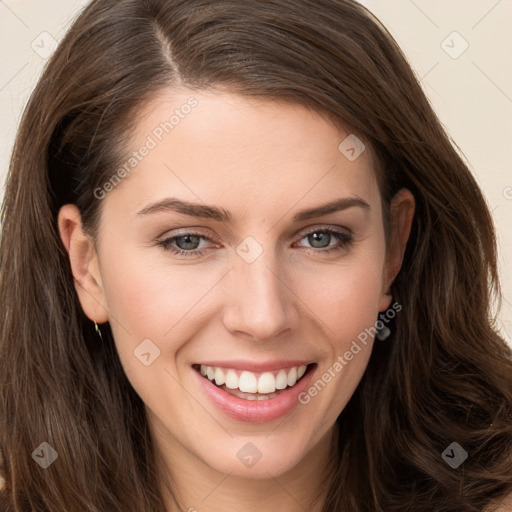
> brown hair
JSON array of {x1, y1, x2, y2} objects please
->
[{"x1": 1, "y1": 1, "x2": 511, "y2": 510}]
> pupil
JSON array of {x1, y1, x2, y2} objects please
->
[
  {"x1": 308, "y1": 232, "x2": 330, "y2": 248},
  {"x1": 176, "y1": 235, "x2": 200, "y2": 250}
]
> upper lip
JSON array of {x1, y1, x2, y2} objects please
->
[{"x1": 194, "y1": 360, "x2": 314, "y2": 373}]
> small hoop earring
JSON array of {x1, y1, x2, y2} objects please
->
[{"x1": 94, "y1": 321, "x2": 103, "y2": 340}]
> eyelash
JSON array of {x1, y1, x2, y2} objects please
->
[{"x1": 157, "y1": 227, "x2": 353, "y2": 257}]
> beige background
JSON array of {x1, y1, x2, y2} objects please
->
[{"x1": 1, "y1": 0, "x2": 511, "y2": 346}]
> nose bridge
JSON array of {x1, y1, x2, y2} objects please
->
[{"x1": 222, "y1": 238, "x2": 299, "y2": 341}]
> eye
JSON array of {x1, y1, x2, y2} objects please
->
[
  {"x1": 157, "y1": 231, "x2": 216, "y2": 257},
  {"x1": 294, "y1": 228, "x2": 353, "y2": 253}
]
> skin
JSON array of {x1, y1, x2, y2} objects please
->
[{"x1": 58, "y1": 89, "x2": 415, "y2": 512}]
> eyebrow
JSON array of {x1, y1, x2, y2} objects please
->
[{"x1": 137, "y1": 196, "x2": 370, "y2": 223}]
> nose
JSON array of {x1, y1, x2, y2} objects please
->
[{"x1": 221, "y1": 249, "x2": 300, "y2": 342}]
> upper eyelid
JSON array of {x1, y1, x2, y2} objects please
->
[{"x1": 295, "y1": 224, "x2": 352, "y2": 238}]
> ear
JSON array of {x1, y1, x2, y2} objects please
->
[
  {"x1": 58, "y1": 204, "x2": 109, "y2": 324},
  {"x1": 378, "y1": 188, "x2": 415, "y2": 311}
]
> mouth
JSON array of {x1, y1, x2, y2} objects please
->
[{"x1": 191, "y1": 361, "x2": 317, "y2": 422}]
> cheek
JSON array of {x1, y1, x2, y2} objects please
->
[
  {"x1": 292, "y1": 251, "x2": 386, "y2": 343},
  {"x1": 98, "y1": 250, "x2": 215, "y2": 410},
  {"x1": 285, "y1": 253, "x2": 385, "y2": 424},
  {"x1": 98, "y1": 247, "x2": 228, "y2": 363}
]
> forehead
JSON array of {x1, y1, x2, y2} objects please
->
[{"x1": 104, "y1": 88, "x2": 381, "y2": 220}]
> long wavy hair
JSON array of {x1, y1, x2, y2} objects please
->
[{"x1": 1, "y1": 0, "x2": 511, "y2": 510}]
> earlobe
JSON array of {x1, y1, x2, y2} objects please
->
[
  {"x1": 57, "y1": 204, "x2": 109, "y2": 324},
  {"x1": 379, "y1": 188, "x2": 415, "y2": 309}
]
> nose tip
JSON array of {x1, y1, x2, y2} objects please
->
[{"x1": 221, "y1": 255, "x2": 300, "y2": 342}]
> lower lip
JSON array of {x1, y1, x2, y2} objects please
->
[{"x1": 193, "y1": 364, "x2": 317, "y2": 423}]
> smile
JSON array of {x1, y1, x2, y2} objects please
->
[{"x1": 192, "y1": 362, "x2": 317, "y2": 422}]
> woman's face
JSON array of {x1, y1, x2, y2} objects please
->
[{"x1": 60, "y1": 89, "x2": 413, "y2": 480}]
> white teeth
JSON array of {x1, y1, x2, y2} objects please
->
[
  {"x1": 214, "y1": 367, "x2": 225, "y2": 386},
  {"x1": 225, "y1": 369, "x2": 239, "y2": 389},
  {"x1": 239, "y1": 371, "x2": 258, "y2": 393},
  {"x1": 258, "y1": 372, "x2": 276, "y2": 394},
  {"x1": 275, "y1": 370, "x2": 288, "y2": 390},
  {"x1": 198, "y1": 364, "x2": 310, "y2": 394},
  {"x1": 287, "y1": 367, "x2": 297, "y2": 387}
]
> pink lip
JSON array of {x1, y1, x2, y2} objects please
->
[
  {"x1": 193, "y1": 363, "x2": 317, "y2": 423},
  {"x1": 195, "y1": 360, "x2": 312, "y2": 372}
]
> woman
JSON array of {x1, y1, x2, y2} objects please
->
[{"x1": 1, "y1": 0, "x2": 511, "y2": 510}]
